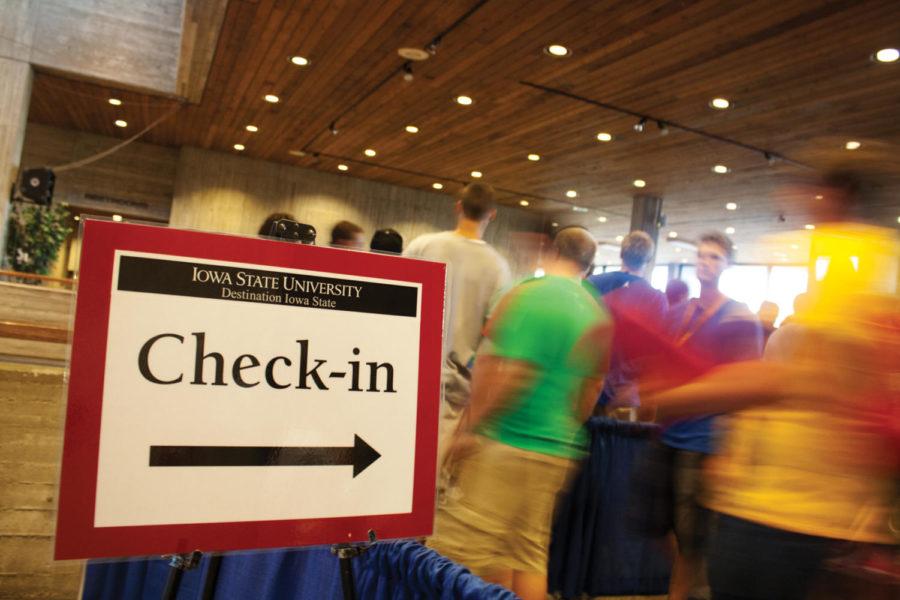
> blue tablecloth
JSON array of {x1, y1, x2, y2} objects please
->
[
  {"x1": 548, "y1": 417, "x2": 672, "y2": 598},
  {"x1": 83, "y1": 541, "x2": 515, "y2": 600}
]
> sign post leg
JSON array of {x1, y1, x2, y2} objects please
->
[{"x1": 161, "y1": 551, "x2": 202, "y2": 600}]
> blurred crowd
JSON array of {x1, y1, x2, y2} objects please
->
[{"x1": 262, "y1": 172, "x2": 898, "y2": 600}]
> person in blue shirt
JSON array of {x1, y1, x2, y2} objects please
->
[
  {"x1": 587, "y1": 231, "x2": 667, "y2": 415},
  {"x1": 660, "y1": 231, "x2": 763, "y2": 600}
]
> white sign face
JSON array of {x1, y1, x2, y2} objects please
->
[{"x1": 93, "y1": 251, "x2": 422, "y2": 527}]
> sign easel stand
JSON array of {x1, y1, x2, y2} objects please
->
[
  {"x1": 161, "y1": 551, "x2": 201, "y2": 600},
  {"x1": 331, "y1": 529, "x2": 377, "y2": 600}
]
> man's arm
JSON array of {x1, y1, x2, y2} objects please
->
[{"x1": 464, "y1": 354, "x2": 536, "y2": 430}]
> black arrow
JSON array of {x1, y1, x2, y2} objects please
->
[{"x1": 148, "y1": 434, "x2": 381, "y2": 477}]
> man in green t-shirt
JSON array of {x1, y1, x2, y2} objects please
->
[{"x1": 430, "y1": 227, "x2": 612, "y2": 600}]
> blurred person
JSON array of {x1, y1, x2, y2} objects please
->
[
  {"x1": 658, "y1": 232, "x2": 763, "y2": 600},
  {"x1": 330, "y1": 220, "x2": 365, "y2": 249},
  {"x1": 666, "y1": 278, "x2": 690, "y2": 307},
  {"x1": 587, "y1": 230, "x2": 667, "y2": 414},
  {"x1": 370, "y1": 228, "x2": 403, "y2": 254},
  {"x1": 429, "y1": 226, "x2": 612, "y2": 600},
  {"x1": 757, "y1": 300, "x2": 779, "y2": 344},
  {"x1": 645, "y1": 170, "x2": 900, "y2": 600}
]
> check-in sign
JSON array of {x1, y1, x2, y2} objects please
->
[{"x1": 55, "y1": 221, "x2": 444, "y2": 559}]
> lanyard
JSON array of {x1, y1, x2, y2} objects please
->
[{"x1": 676, "y1": 296, "x2": 729, "y2": 347}]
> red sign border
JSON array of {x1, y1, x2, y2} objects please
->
[{"x1": 54, "y1": 220, "x2": 444, "y2": 560}]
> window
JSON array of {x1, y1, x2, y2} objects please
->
[
  {"x1": 767, "y1": 266, "x2": 808, "y2": 325},
  {"x1": 650, "y1": 265, "x2": 669, "y2": 291}
]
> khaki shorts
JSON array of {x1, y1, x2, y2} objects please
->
[{"x1": 428, "y1": 435, "x2": 576, "y2": 576}]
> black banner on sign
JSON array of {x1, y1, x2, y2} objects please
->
[{"x1": 117, "y1": 255, "x2": 418, "y2": 317}]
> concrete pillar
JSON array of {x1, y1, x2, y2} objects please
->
[
  {"x1": 0, "y1": 57, "x2": 33, "y2": 261},
  {"x1": 630, "y1": 194, "x2": 664, "y2": 269}
]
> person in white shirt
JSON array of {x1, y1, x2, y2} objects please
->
[{"x1": 404, "y1": 183, "x2": 511, "y2": 477}]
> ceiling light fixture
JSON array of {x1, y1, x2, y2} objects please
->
[
  {"x1": 527, "y1": 153, "x2": 541, "y2": 161},
  {"x1": 364, "y1": 148, "x2": 376, "y2": 157},
  {"x1": 544, "y1": 44, "x2": 570, "y2": 57},
  {"x1": 845, "y1": 140, "x2": 861, "y2": 150},
  {"x1": 114, "y1": 119, "x2": 127, "y2": 128},
  {"x1": 725, "y1": 226, "x2": 735, "y2": 234},
  {"x1": 471, "y1": 171, "x2": 482, "y2": 178},
  {"x1": 402, "y1": 64, "x2": 414, "y2": 82},
  {"x1": 519, "y1": 200, "x2": 529, "y2": 206},
  {"x1": 108, "y1": 98, "x2": 122, "y2": 106},
  {"x1": 633, "y1": 179, "x2": 646, "y2": 188},
  {"x1": 455, "y1": 95, "x2": 473, "y2": 106},
  {"x1": 290, "y1": 56, "x2": 310, "y2": 66},
  {"x1": 815, "y1": 194, "x2": 823, "y2": 200},
  {"x1": 874, "y1": 48, "x2": 899, "y2": 63},
  {"x1": 615, "y1": 235, "x2": 624, "y2": 242},
  {"x1": 337, "y1": 164, "x2": 349, "y2": 172},
  {"x1": 398, "y1": 47, "x2": 431, "y2": 61},
  {"x1": 726, "y1": 202, "x2": 738, "y2": 210},
  {"x1": 668, "y1": 231, "x2": 678, "y2": 238},
  {"x1": 634, "y1": 117, "x2": 647, "y2": 132},
  {"x1": 432, "y1": 182, "x2": 443, "y2": 190},
  {"x1": 657, "y1": 121, "x2": 669, "y2": 136},
  {"x1": 233, "y1": 143, "x2": 245, "y2": 151},
  {"x1": 710, "y1": 97, "x2": 730, "y2": 109},
  {"x1": 246, "y1": 125, "x2": 258, "y2": 132},
  {"x1": 805, "y1": 224, "x2": 815, "y2": 230},
  {"x1": 596, "y1": 132, "x2": 613, "y2": 142},
  {"x1": 597, "y1": 216, "x2": 608, "y2": 223},
  {"x1": 288, "y1": 150, "x2": 306, "y2": 157},
  {"x1": 566, "y1": 190, "x2": 577, "y2": 198},
  {"x1": 552, "y1": 222, "x2": 559, "y2": 227},
  {"x1": 329, "y1": 122, "x2": 339, "y2": 135},
  {"x1": 112, "y1": 214, "x2": 123, "y2": 222},
  {"x1": 405, "y1": 125, "x2": 419, "y2": 133},
  {"x1": 712, "y1": 165, "x2": 730, "y2": 174},
  {"x1": 264, "y1": 94, "x2": 279, "y2": 103},
  {"x1": 764, "y1": 152, "x2": 780, "y2": 166}
]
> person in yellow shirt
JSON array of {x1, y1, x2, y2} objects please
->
[{"x1": 645, "y1": 170, "x2": 899, "y2": 599}]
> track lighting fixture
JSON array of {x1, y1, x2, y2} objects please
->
[
  {"x1": 764, "y1": 152, "x2": 779, "y2": 166},
  {"x1": 402, "y1": 64, "x2": 414, "y2": 82},
  {"x1": 329, "y1": 121, "x2": 339, "y2": 135},
  {"x1": 634, "y1": 117, "x2": 647, "y2": 133},
  {"x1": 657, "y1": 121, "x2": 669, "y2": 136},
  {"x1": 426, "y1": 37, "x2": 442, "y2": 56}
]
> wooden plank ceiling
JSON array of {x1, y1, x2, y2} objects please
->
[{"x1": 27, "y1": 0, "x2": 900, "y2": 263}]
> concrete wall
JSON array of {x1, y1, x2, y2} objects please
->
[{"x1": 0, "y1": 0, "x2": 185, "y2": 95}]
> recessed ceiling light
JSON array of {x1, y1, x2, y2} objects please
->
[
  {"x1": 544, "y1": 44, "x2": 570, "y2": 57},
  {"x1": 805, "y1": 224, "x2": 815, "y2": 230},
  {"x1": 74, "y1": 215, "x2": 81, "y2": 221},
  {"x1": 668, "y1": 231, "x2": 678, "y2": 238},
  {"x1": 845, "y1": 140, "x2": 861, "y2": 150},
  {"x1": 398, "y1": 47, "x2": 431, "y2": 61},
  {"x1": 405, "y1": 125, "x2": 419, "y2": 133},
  {"x1": 112, "y1": 214, "x2": 123, "y2": 222},
  {"x1": 455, "y1": 95, "x2": 473, "y2": 106},
  {"x1": 566, "y1": 190, "x2": 577, "y2": 198},
  {"x1": 896, "y1": 216, "x2": 900, "y2": 224},
  {"x1": 597, "y1": 216, "x2": 608, "y2": 223},
  {"x1": 471, "y1": 171, "x2": 482, "y2": 178},
  {"x1": 725, "y1": 202, "x2": 738, "y2": 210},
  {"x1": 519, "y1": 200, "x2": 529, "y2": 206},
  {"x1": 288, "y1": 149, "x2": 306, "y2": 157},
  {"x1": 725, "y1": 226, "x2": 735, "y2": 234},
  {"x1": 233, "y1": 143, "x2": 245, "y2": 151},
  {"x1": 264, "y1": 94, "x2": 280, "y2": 103},
  {"x1": 432, "y1": 182, "x2": 444, "y2": 190},
  {"x1": 596, "y1": 132, "x2": 613, "y2": 142},
  {"x1": 815, "y1": 194, "x2": 823, "y2": 200},
  {"x1": 615, "y1": 235, "x2": 624, "y2": 242},
  {"x1": 710, "y1": 97, "x2": 730, "y2": 109},
  {"x1": 337, "y1": 164, "x2": 349, "y2": 171},
  {"x1": 712, "y1": 164, "x2": 730, "y2": 174},
  {"x1": 364, "y1": 148, "x2": 376, "y2": 157},
  {"x1": 114, "y1": 119, "x2": 127, "y2": 128},
  {"x1": 108, "y1": 98, "x2": 122, "y2": 106},
  {"x1": 874, "y1": 48, "x2": 899, "y2": 63},
  {"x1": 527, "y1": 153, "x2": 541, "y2": 161},
  {"x1": 552, "y1": 222, "x2": 559, "y2": 227},
  {"x1": 245, "y1": 125, "x2": 258, "y2": 132},
  {"x1": 290, "y1": 56, "x2": 310, "y2": 66},
  {"x1": 633, "y1": 179, "x2": 646, "y2": 188}
]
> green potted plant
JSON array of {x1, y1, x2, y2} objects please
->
[{"x1": 5, "y1": 202, "x2": 72, "y2": 276}]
